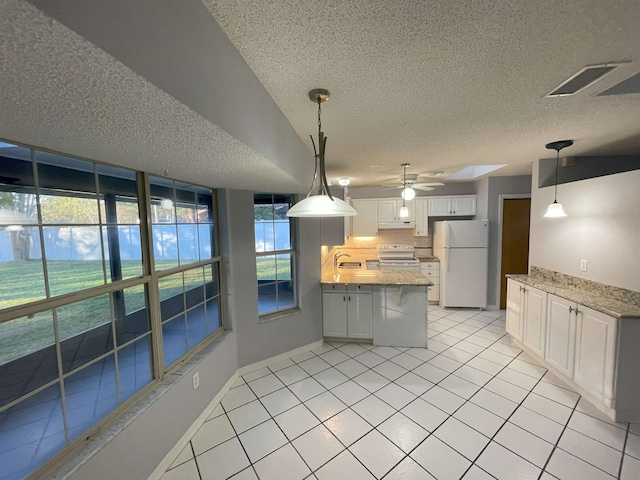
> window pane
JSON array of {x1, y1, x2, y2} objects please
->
[
  {"x1": 205, "y1": 297, "x2": 221, "y2": 334},
  {"x1": 115, "y1": 285, "x2": 150, "y2": 345},
  {"x1": 257, "y1": 255, "x2": 276, "y2": 281},
  {"x1": 152, "y1": 224, "x2": 178, "y2": 270},
  {"x1": 178, "y1": 224, "x2": 198, "y2": 265},
  {"x1": 162, "y1": 315, "x2": 187, "y2": 367},
  {"x1": 257, "y1": 284, "x2": 277, "y2": 315},
  {"x1": 254, "y1": 221, "x2": 274, "y2": 252},
  {"x1": 0, "y1": 248, "x2": 46, "y2": 309},
  {"x1": 40, "y1": 195, "x2": 100, "y2": 224},
  {"x1": 277, "y1": 281, "x2": 295, "y2": 310},
  {"x1": 204, "y1": 263, "x2": 220, "y2": 299},
  {"x1": 198, "y1": 224, "x2": 213, "y2": 260},
  {"x1": 0, "y1": 383, "x2": 65, "y2": 480},
  {"x1": 0, "y1": 310, "x2": 58, "y2": 408},
  {"x1": 58, "y1": 294, "x2": 113, "y2": 373},
  {"x1": 103, "y1": 226, "x2": 143, "y2": 282},
  {"x1": 186, "y1": 304, "x2": 206, "y2": 348},
  {"x1": 184, "y1": 266, "x2": 204, "y2": 307},
  {"x1": 118, "y1": 336, "x2": 152, "y2": 402},
  {"x1": 158, "y1": 273, "x2": 184, "y2": 321},
  {"x1": 45, "y1": 226, "x2": 105, "y2": 297},
  {"x1": 276, "y1": 254, "x2": 293, "y2": 281},
  {"x1": 175, "y1": 183, "x2": 196, "y2": 223},
  {"x1": 64, "y1": 355, "x2": 118, "y2": 441}
]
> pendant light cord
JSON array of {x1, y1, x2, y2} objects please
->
[
  {"x1": 553, "y1": 149, "x2": 559, "y2": 202},
  {"x1": 402, "y1": 164, "x2": 407, "y2": 207}
]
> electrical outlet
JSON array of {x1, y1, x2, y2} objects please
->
[
  {"x1": 580, "y1": 259, "x2": 588, "y2": 272},
  {"x1": 192, "y1": 372, "x2": 200, "y2": 390}
]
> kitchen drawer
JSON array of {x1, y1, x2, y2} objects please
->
[
  {"x1": 322, "y1": 284, "x2": 347, "y2": 292},
  {"x1": 421, "y1": 269, "x2": 440, "y2": 281},
  {"x1": 420, "y1": 262, "x2": 440, "y2": 272},
  {"x1": 347, "y1": 284, "x2": 372, "y2": 293}
]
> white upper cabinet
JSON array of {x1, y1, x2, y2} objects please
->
[
  {"x1": 351, "y1": 199, "x2": 378, "y2": 236},
  {"x1": 415, "y1": 198, "x2": 429, "y2": 236},
  {"x1": 451, "y1": 196, "x2": 477, "y2": 215},
  {"x1": 428, "y1": 198, "x2": 451, "y2": 216},
  {"x1": 428, "y1": 196, "x2": 477, "y2": 216},
  {"x1": 378, "y1": 198, "x2": 415, "y2": 226}
]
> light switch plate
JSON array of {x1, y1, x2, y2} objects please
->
[{"x1": 580, "y1": 259, "x2": 588, "y2": 272}]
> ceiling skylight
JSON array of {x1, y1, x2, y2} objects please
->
[{"x1": 446, "y1": 165, "x2": 507, "y2": 180}]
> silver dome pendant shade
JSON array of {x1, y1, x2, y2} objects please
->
[
  {"x1": 543, "y1": 140, "x2": 573, "y2": 218},
  {"x1": 287, "y1": 89, "x2": 357, "y2": 218}
]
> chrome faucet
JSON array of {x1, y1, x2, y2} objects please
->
[{"x1": 334, "y1": 252, "x2": 351, "y2": 267}]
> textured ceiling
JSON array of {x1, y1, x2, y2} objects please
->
[
  {"x1": 0, "y1": 0, "x2": 305, "y2": 192},
  {"x1": 204, "y1": 0, "x2": 640, "y2": 186}
]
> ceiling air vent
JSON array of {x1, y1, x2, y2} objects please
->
[{"x1": 545, "y1": 63, "x2": 623, "y2": 97}]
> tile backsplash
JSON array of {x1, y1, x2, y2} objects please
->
[{"x1": 344, "y1": 228, "x2": 432, "y2": 250}]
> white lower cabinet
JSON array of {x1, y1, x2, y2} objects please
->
[
  {"x1": 506, "y1": 279, "x2": 546, "y2": 356},
  {"x1": 505, "y1": 279, "x2": 524, "y2": 341},
  {"x1": 544, "y1": 294, "x2": 577, "y2": 379},
  {"x1": 420, "y1": 261, "x2": 440, "y2": 304},
  {"x1": 574, "y1": 305, "x2": 616, "y2": 406},
  {"x1": 322, "y1": 284, "x2": 373, "y2": 339},
  {"x1": 522, "y1": 286, "x2": 547, "y2": 358}
]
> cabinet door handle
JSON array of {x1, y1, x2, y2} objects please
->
[
  {"x1": 574, "y1": 308, "x2": 579, "y2": 316},
  {"x1": 569, "y1": 306, "x2": 575, "y2": 313},
  {"x1": 348, "y1": 296, "x2": 351, "y2": 301},
  {"x1": 343, "y1": 296, "x2": 346, "y2": 301}
]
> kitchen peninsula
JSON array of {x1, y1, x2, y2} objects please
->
[{"x1": 321, "y1": 254, "x2": 432, "y2": 348}]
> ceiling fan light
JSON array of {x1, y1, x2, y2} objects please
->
[
  {"x1": 338, "y1": 177, "x2": 351, "y2": 186},
  {"x1": 399, "y1": 205, "x2": 409, "y2": 218},
  {"x1": 401, "y1": 186, "x2": 416, "y2": 200},
  {"x1": 544, "y1": 201, "x2": 567, "y2": 218},
  {"x1": 287, "y1": 194, "x2": 357, "y2": 217}
]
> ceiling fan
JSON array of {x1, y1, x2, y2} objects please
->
[{"x1": 380, "y1": 164, "x2": 445, "y2": 200}]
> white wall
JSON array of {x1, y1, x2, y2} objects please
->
[{"x1": 530, "y1": 162, "x2": 640, "y2": 292}]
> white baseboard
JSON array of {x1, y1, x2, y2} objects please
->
[
  {"x1": 237, "y1": 339, "x2": 324, "y2": 376},
  {"x1": 148, "y1": 339, "x2": 323, "y2": 480}
]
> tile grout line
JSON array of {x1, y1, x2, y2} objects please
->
[{"x1": 617, "y1": 423, "x2": 631, "y2": 480}]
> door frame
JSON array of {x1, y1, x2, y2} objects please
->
[{"x1": 495, "y1": 194, "x2": 531, "y2": 309}]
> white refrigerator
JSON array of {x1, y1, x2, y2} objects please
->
[{"x1": 433, "y1": 220, "x2": 489, "y2": 308}]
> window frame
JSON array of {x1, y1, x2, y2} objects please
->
[
  {"x1": 254, "y1": 193, "x2": 299, "y2": 321},
  {"x1": 0, "y1": 141, "x2": 226, "y2": 479}
]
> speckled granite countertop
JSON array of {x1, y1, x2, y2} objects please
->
[
  {"x1": 321, "y1": 268, "x2": 432, "y2": 286},
  {"x1": 507, "y1": 274, "x2": 640, "y2": 319}
]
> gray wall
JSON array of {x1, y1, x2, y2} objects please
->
[
  {"x1": 223, "y1": 190, "x2": 323, "y2": 367},
  {"x1": 486, "y1": 176, "x2": 532, "y2": 308}
]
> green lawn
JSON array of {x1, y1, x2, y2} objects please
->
[
  {"x1": 0, "y1": 256, "x2": 280, "y2": 366},
  {"x1": 1, "y1": 259, "x2": 171, "y2": 365}
]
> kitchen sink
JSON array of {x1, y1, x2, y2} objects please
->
[{"x1": 339, "y1": 261, "x2": 362, "y2": 269}]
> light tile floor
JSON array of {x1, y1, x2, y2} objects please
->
[{"x1": 161, "y1": 307, "x2": 640, "y2": 480}]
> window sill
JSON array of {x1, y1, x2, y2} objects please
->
[{"x1": 258, "y1": 307, "x2": 301, "y2": 324}]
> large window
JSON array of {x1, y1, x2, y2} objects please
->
[
  {"x1": 254, "y1": 194, "x2": 297, "y2": 316},
  {"x1": 149, "y1": 177, "x2": 222, "y2": 368},
  {"x1": 0, "y1": 143, "x2": 223, "y2": 478}
]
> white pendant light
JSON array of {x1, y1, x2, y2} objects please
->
[
  {"x1": 543, "y1": 140, "x2": 572, "y2": 218},
  {"x1": 287, "y1": 89, "x2": 357, "y2": 218},
  {"x1": 398, "y1": 163, "x2": 411, "y2": 217}
]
